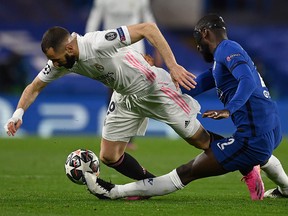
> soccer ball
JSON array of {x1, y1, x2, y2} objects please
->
[{"x1": 64, "y1": 149, "x2": 100, "y2": 185}]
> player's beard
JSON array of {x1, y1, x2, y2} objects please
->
[
  {"x1": 200, "y1": 43, "x2": 214, "y2": 63},
  {"x1": 62, "y1": 54, "x2": 76, "y2": 69}
]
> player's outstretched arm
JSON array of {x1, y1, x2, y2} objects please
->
[
  {"x1": 4, "y1": 77, "x2": 48, "y2": 136},
  {"x1": 127, "y1": 23, "x2": 196, "y2": 91}
]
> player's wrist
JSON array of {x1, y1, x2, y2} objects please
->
[{"x1": 12, "y1": 108, "x2": 24, "y2": 122}]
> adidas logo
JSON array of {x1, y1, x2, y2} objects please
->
[{"x1": 185, "y1": 120, "x2": 190, "y2": 128}]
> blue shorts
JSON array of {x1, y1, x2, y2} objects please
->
[{"x1": 211, "y1": 126, "x2": 282, "y2": 173}]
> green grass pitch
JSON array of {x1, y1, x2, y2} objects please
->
[{"x1": 0, "y1": 136, "x2": 287, "y2": 216}]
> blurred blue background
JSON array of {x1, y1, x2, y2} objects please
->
[{"x1": 0, "y1": 0, "x2": 287, "y2": 137}]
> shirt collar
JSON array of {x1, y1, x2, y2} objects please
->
[{"x1": 74, "y1": 33, "x2": 86, "y2": 61}]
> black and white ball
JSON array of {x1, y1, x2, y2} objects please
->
[{"x1": 65, "y1": 149, "x2": 100, "y2": 185}]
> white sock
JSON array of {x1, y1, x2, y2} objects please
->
[
  {"x1": 261, "y1": 155, "x2": 288, "y2": 195},
  {"x1": 111, "y1": 169, "x2": 184, "y2": 199}
]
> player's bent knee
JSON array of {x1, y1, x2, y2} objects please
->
[
  {"x1": 99, "y1": 151, "x2": 118, "y2": 165},
  {"x1": 100, "y1": 139, "x2": 127, "y2": 165}
]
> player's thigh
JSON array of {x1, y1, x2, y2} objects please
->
[
  {"x1": 141, "y1": 89, "x2": 201, "y2": 138},
  {"x1": 103, "y1": 95, "x2": 147, "y2": 143},
  {"x1": 168, "y1": 112, "x2": 202, "y2": 139},
  {"x1": 210, "y1": 136, "x2": 271, "y2": 173}
]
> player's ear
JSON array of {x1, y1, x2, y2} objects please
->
[
  {"x1": 66, "y1": 34, "x2": 77, "y2": 54},
  {"x1": 202, "y1": 28, "x2": 208, "y2": 37},
  {"x1": 65, "y1": 43, "x2": 74, "y2": 54}
]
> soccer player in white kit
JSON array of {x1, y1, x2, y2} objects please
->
[{"x1": 4, "y1": 23, "x2": 221, "y2": 189}]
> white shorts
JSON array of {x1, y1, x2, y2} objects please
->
[{"x1": 102, "y1": 69, "x2": 202, "y2": 142}]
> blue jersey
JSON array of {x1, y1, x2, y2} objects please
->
[{"x1": 184, "y1": 39, "x2": 281, "y2": 137}]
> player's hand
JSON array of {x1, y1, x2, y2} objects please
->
[
  {"x1": 202, "y1": 109, "x2": 230, "y2": 120},
  {"x1": 169, "y1": 64, "x2": 197, "y2": 90},
  {"x1": 4, "y1": 117, "x2": 23, "y2": 136},
  {"x1": 4, "y1": 108, "x2": 24, "y2": 136}
]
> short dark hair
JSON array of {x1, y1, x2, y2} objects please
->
[
  {"x1": 195, "y1": 14, "x2": 226, "y2": 31},
  {"x1": 41, "y1": 26, "x2": 70, "y2": 54}
]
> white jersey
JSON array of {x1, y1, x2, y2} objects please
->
[
  {"x1": 85, "y1": 0, "x2": 156, "y2": 53},
  {"x1": 38, "y1": 26, "x2": 156, "y2": 96},
  {"x1": 38, "y1": 26, "x2": 202, "y2": 142}
]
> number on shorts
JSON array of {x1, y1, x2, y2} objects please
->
[{"x1": 217, "y1": 138, "x2": 235, "y2": 150}]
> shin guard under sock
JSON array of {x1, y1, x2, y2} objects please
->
[{"x1": 107, "y1": 152, "x2": 155, "y2": 180}]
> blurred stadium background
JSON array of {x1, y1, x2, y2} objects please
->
[{"x1": 0, "y1": 0, "x2": 287, "y2": 138}]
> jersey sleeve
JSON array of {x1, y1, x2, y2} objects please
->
[
  {"x1": 224, "y1": 63, "x2": 257, "y2": 114},
  {"x1": 117, "y1": 26, "x2": 132, "y2": 45},
  {"x1": 37, "y1": 60, "x2": 69, "y2": 83},
  {"x1": 220, "y1": 43, "x2": 247, "y2": 73},
  {"x1": 86, "y1": 26, "x2": 132, "y2": 52},
  {"x1": 181, "y1": 68, "x2": 215, "y2": 97},
  {"x1": 219, "y1": 44, "x2": 257, "y2": 114}
]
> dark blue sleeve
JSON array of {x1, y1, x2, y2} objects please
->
[
  {"x1": 225, "y1": 63, "x2": 256, "y2": 114},
  {"x1": 181, "y1": 68, "x2": 215, "y2": 97}
]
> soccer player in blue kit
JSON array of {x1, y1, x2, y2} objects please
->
[
  {"x1": 187, "y1": 14, "x2": 288, "y2": 198},
  {"x1": 85, "y1": 14, "x2": 288, "y2": 200}
]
